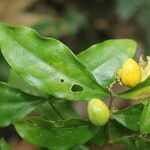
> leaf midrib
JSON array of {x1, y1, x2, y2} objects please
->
[{"x1": 1, "y1": 29, "x2": 107, "y2": 95}]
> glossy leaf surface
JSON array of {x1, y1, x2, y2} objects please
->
[
  {"x1": 77, "y1": 39, "x2": 137, "y2": 87},
  {"x1": 15, "y1": 117, "x2": 98, "y2": 150},
  {"x1": 0, "y1": 82, "x2": 44, "y2": 127},
  {"x1": 9, "y1": 69, "x2": 46, "y2": 97},
  {"x1": 0, "y1": 23, "x2": 109, "y2": 101},
  {"x1": 112, "y1": 104, "x2": 143, "y2": 131}
]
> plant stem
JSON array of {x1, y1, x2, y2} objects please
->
[
  {"x1": 109, "y1": 95, "x2": 114, "y2": 110},
  {"x1": 108, "y1": 134, "x2": 150, "y2": 144},
  {"x1": 107, "y1": 94, "x2": 115, "y2": 142},
  {"x1": 108, "y1": 134, "x2": 137, "y2": 144},
  {"x1": 49, "y1": 102, "x2": 64, "y2": 120}
]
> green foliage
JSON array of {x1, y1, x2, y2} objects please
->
[
  {"x1": 78, "y1": 39, "x2": 137, "y2": 87},
  {"x1": 140, "y1": 101, "x2": 150, "y2": 133},
  {"x1": 0, "y1": 139, "x2": 11, "y2": 150},
  {"x1": 90, "y1": 126, "x2": 108, "y2": 146},
  {"x1": 112, "y1": 104, "x2": 143, "y2": 131},
  {"x1": 37, "y1": 101, "x2": 79, "y2": 120},
  {"x1": 14, "y1": 117, "x2": 98, "y2": 150},
  {"x1": 9, "y1": 69, "x2": 47, "y2": 97},
  {"x1": 0, "y1": 23, "x2": 108, "y2": 101},
  {"x1": 0, "y1": 23, "x2": 149, "y2": 149},
  {"x1": 109, "y1": 120, "x2": 136, "y2": 144},
  {"x1": 118, "y1": 77, "x2": 150, "y2": 99},
  {"x1": 0, "y1": 82, "x2": 44, "y2": 127}
]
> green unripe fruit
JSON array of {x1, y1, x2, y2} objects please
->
[{"x1": 87, "y1": 98, "x2": 110, "y2": 126}]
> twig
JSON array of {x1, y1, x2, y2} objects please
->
[
  {"x1": 108, "y1": 134, "x2": 137, "y2": 144},
  {"x1": 109, "y1": 95, "x2": 114, "y2": 110}
]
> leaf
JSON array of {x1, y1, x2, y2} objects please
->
[
  {"x1": 0, "y1": 139, "x2": 11, "y2": 150},
  {"x1": 8, "y1": 69, "x2": 71, "y2": 103},
  {"x1": 135, "y1": 137, "x2": 150, "y2": 150},
  {"x1": 0, "y1": 60, "x2": 10, "y2": 81},
  {"x1": 109, "y1": 120, "x2": 137, "y2": 149},
  {"x1": 8, "y1": 69, "x2": 79, "y2": 120},
  {"x1": 90, "y1": 126, "x2": 108, "y2": 146},
  {"x1": 112, "y1": 104, "x2": 144, "y2": 131},
  {"x1": 37, "y1": 101, "x2": 79, "y2": 120},
  {"x1": 14, "y1": 117, "x2": 98, "y2": 150},
  {"x1": 0, "y1": 23, "x2": 109, "y2": 101},
  {"x1": 118, "y1": 77, "x2": 150, "y2": 99},
  {"x1": 0, "y1": 82, "x2": 44, "y2": 127},
  {"x1": 9, "y1": 69, "x2": 47, "y2": 97},
  {"x1": 77, "y1": 39, "x2": 137, "y2": 87},
  {"x1": 140, "y1": 101, "x2": 150, "y2": 134}
]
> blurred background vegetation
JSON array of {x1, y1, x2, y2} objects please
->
[
  {"x1": 0, "y1": 0, "x2": 150, "y2": 82},
  {"x1": 0, "y1": 0, "x2": 149, "y2": 149}
]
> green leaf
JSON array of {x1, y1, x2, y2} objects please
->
[
  {"x1": 90, "y1": 126, "x2": 108, "y2": 146},
  {"x1": 109, "y1": 120, "x2": 136, "y2": 142},
  {"x1": 109, "y1": 120, "x2": 137, "y2": 149},
  {"x1": 77, "y1": 39, "x2": 137, "y2": 87},
  {"x1": 9, "y1": 69, "x2": 79, "y2": 121},
  {"x1": 135, "y1": 137, "x2": 150, "y2": 150},
  {"x1": 140, "y1": 101, "x2": 150, "y2": 134},
  {"x1": 14, "y1": 117, "x2": 98, "y2": 150},
  {"x1": 8, "y1": 69, "x2": 71, "y2": 103},
  {"x1": 112, "y1": 104, "x2": 144, "y2": 131},
  {"x1": 9, "y1": 69, "x2": 47, "y2": 97},
  {"x1": 118, "y1": 77, "x2": 150, "y2": 99},
  {"x1": 0, "y1": 82, "x2": 44, "y2": 127},
  {"x1": 0, "y1": 60, "x2": 10, "y2": 81},
  {"x1": 0, "y1": 23, "x2": 109, "y2": 101},
  {"x1": 0, "y1": 139, "x2": 11, "y2": 150},
  {"x1": 37, "y1": 101, "x2": 79, "y2": 120},
  {"x1": 140, "y1": 98, "x2": 150, "y2": 105}
]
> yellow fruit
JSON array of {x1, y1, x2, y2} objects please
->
[
  {"x1": 87, "y1": 98, "x2": 110, "y2": 126},
  {"x1": 120, "y1": 58, "x2": 141, "y2": 87}
]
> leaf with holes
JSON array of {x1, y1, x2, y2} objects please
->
[
  {"x1": 0, "y1": 82, "x2": 44, "y2": 127},
  {"x1": 14, "y1": 117, "x2": 98, "y2": 150},
  {"x1": 0, "y1": 23, "x2": 109, "y2": 101},
  {"x1": 77, "y1": 39, "x2": 137, "y2": 87}
]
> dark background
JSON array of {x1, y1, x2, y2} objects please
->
[{"x1": 0, "y1": 0, "x2": 150, "y2": 82}]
